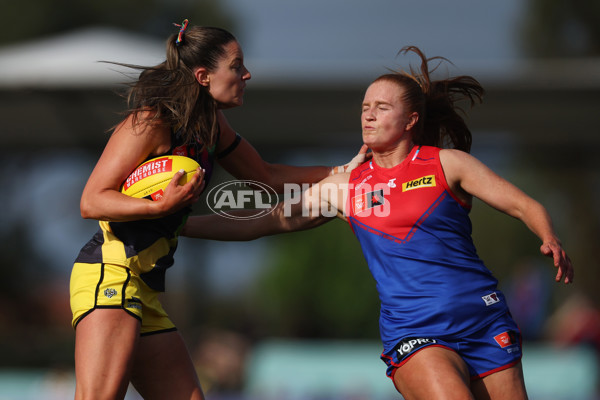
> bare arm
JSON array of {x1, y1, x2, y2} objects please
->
[
  {"x1": 80, "y1": 113, "x2": 204, "y2": 222},
  {"x1": 440, "y1": 149, "x2": 573, "y2": 284},
  {"x1": 215, "y1": 112, "x2": 368, "y2": 191},
  {"x1": 181, "y1": 172, "x2": 350, "y2": 240}
]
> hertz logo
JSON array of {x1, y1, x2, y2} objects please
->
[{"x1": 402, "y1": 175, "x2": 436, "y2": 192}]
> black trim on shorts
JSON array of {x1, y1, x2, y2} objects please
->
[
  {"x1": 140, "y1": 327, "x2": 178, "y2": 337},
  {"x1": 73, "y1": 306, "x2": 141, "y2": 330},
  {"x1": 216, "y1": 133, "x2": 241, "y2": 159},
  {"x1": 120, "y1": 267, "x2": 132, "y2": 308},
  {"x1": 73, "y1": 309, "x2": 94, "y2": 330},
  {"x1": 93, "y1": 263, "x2": 105, "y2": 308}
]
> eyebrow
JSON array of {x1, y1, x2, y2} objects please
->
[{"x1": 363, "y1": 100, "x2": 392, "y2": 107}]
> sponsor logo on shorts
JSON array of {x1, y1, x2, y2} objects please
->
[
  {"x1": 395, "y1": 337, "x2": 437, "y2": 357},
  {"x1": 402, "y1": 175, "x2": 436, "y2": 192},
  {"x1": 126, "y1": 297, "x2": 142, "y2": 310},
  {"x1": 482, "y1": 292, "x2": 500, "y2": 306},
  {"x1": 104, "y1": 288, "x2": 117, "y2": 298},
  {"x1": 494, "y1": 330, "x2": 520, "y2": 353}
]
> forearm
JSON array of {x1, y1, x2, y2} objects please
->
[
  {"x1": 265, "y1": 164, "x2": 332, "y2": 192},
  {"x1": 265, "y1": 145, "x2": 369, "y2": 191},
  {"x1": 181, "y1": 199, "x2": 332, "y2": 241},
  {"x1": 515, "y1": 199, "x2": 560, "y2": 244},
  {"x1": 80, "y1": 189, "x2": 163, "y2": 222}
]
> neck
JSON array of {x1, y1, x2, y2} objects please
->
[{"x1": 372, "y1": 140, "x2": 414, "y2": 169}]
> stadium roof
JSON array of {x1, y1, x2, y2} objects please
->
[{"x1": 0, "y1": 27, "x2": 166, "y2": 88}]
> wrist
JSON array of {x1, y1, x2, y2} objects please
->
[{"x1": 330, "y1": 165, "x2": 345, "y2": 175}]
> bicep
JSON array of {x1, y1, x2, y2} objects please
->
[
  {"x1": 82, "y1": 117, "x2": 170, "y2": 202},
  {"x1": 441, "y1": 149, "x2": 533, "y2": 218}
]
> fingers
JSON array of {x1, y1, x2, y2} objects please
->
[
  {"x1": 164, "y1": 167, "x2": 206, "y2": 203},
  {"x1": 190, "y1": 167, "x2": 206, "y2": 200},
  {"x1": 169, "y1": 169, "x2": 187, "y2": 187},
  {"x1": 541, "y1": 242, "x2": 574, "y2": 284},
  {"x1": 359, "y1": 144, "x2": 372, "y2": 160},
  {"x1": 558, "y1": 253, "x2": 574, "y2": 284}
]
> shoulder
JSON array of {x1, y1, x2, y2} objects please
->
[
  {"x1": 438, "y1": 149, "x2": 481, "y2": 204},
  {"x1": 439, "y1": 148, "x2": 476, "y2": 168},
  {"x1": 112, "y1": 112, "x2": 172, "y2": 156}
]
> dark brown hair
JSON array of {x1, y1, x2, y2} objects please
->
[
  {"x1": 114, "y1": 25, "x2": 237, "y2": 147},
  {"x1": 374, "y1": 46, "x2": 484, "y2": 152}
]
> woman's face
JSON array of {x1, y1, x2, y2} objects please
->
[
  {"x1": 361, "y1": 80, "x2": 415, "y2": 151},
  {"x1": 206, "y1": 41, "x2": 251, "y2": 109}
]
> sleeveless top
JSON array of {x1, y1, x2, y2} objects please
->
[
  {"x1": 347, "y1": 146, "x2": 509, "y2": 352},
  {"x1": 74, "y1": 129, "x2": 216, "y2": 291}
]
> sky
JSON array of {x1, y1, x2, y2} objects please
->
[{"x1": 220, "y1": 0, "x2": 525, "y2": 84}]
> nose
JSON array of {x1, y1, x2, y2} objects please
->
[
  {"x1": 363, "y1": 109, "x2": 375, "y2": 121},
  {"x1": 243, "y1": 66, "x2": 251, "y2": 81}
]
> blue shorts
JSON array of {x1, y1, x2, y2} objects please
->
[{"x1": 381, "y1": 313, "x2": 522, "y2": 380}]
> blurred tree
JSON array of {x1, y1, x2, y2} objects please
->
[
  {"x1": 0, "y1": 0, "x2": 235, "y2": 45},
  {"x1": 521, "y1": 0, "x2": 600, "y2": 57},
  {"x1": 251, "y1": 220, "x2": 381, "y2": 340}
]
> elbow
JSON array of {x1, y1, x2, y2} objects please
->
[
  {"x1": 80, "y1": 206, "x2": 93, "y2": 220},
  {"x1": 80, "y1": 197, "x2": 97, "y2": 220}
]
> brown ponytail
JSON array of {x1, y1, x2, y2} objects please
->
[
  {"x1": 110, "y1": 25, "x2": 236, "y2": 148},
  {"x1": 375, "y1": 46, "x2": 484, "y2": 152}
]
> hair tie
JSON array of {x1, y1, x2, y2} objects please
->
[{"x1": 173, "y1": 19, "x2": 189, "y2": 46}]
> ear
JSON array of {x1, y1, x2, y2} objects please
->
[
  {"x1": 406, "y1": 112, "x2": 419, "y2": 131},
  {"x1": 194, "y1": 67, "x2": 210, "y2": 86}
]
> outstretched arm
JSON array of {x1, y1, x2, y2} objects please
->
[
  {"x1": 440, "y1": 149, "x2": 574, "y2": 284},
  {"x1": 215, "y1": 111, "x2": 369, "y2": 191},
  {"x1": 181, "y1": 172, "x2": 350, "y2": 241}
]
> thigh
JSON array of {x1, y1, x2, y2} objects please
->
[
  {"x1": 471, "y1": 362, "x2": 528, "y2": 400},
  {"x1": 131, "y1": 330, "x2": 205, "y2": 400},
  {"x1": 393, "y1": 346, "x2": 475, "y2": 400},
  {"x1": 74, "y1": 308, "x2": 141, "y2": 400}
]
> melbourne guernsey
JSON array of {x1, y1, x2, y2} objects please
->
[{"x1": 347, "y1": 146, "x2": 510, "y2": 354}]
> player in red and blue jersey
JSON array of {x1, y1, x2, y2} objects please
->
[
  {"x1": 347, "y1": 145, "x2": 524, "y2": 386},
  {"x1": 187, "y1": 46, "x2": 574, "y2": 400}
]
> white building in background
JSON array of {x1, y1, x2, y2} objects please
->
[{"x1": 0, "y1": 27, "x2": 165, "y2": 88}]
